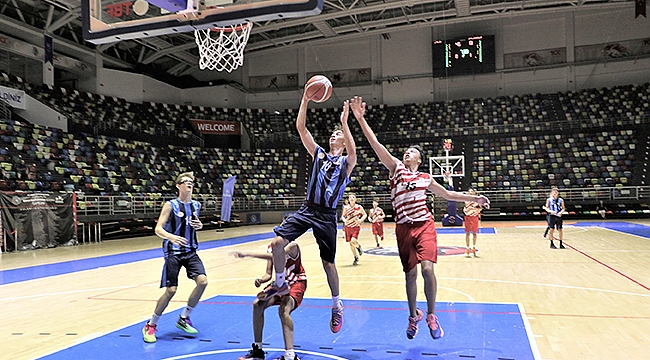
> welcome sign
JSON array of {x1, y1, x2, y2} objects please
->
[{"x1": 190, "y1": 119, "x2": 242, "y2": 135}]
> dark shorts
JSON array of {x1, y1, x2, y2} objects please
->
[
  {"x1": 161, "y1": 251, "x2": 206, "y2": 288},
  {"x1": 274, "y1": 203, "x2": 337, "y2": 263},
  {"x1": 549, "y1": 215, "x2": 563, "y2": 230}
]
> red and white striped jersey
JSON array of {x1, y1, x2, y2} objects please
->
[
  {"x1": 268, "y1": 244, "x2": 307, "y2": 285},
  {"x1": 390, "y1": 161, "x2": 433, "y2": 224},
  {"x1": 464, "y1": 201, "x2": 482, "y2": 217},
  {"x1": 369, "y1": 206, "x2": 385, "y2": 223},
  {"x1": 343, "y1": 204, "x2": 364, "y2": 228}
]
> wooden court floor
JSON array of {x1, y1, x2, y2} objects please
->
[{"x1": 1, "y1": 219, "x2": 650, "y2": 360}]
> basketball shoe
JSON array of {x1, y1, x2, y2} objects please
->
[
  {"x1": 471, "y1": 248, "x2": 478, "y2": 257},
  {"x1": 142, "y1": 322, "x2": 157, "y2": 343},
  {"x1": 406, "y1": 309, "x2": 423, "y2": 339},
  {"x1": 274, "y1": 356, "x2": 299, "y2": 360},
  {"x1": 239, "y1": 343, "x2": 265, "y2": 360},
  {"x1": 330, "y1": 300, "x2": 344, "y2": 333},
  {"x1": 465, "y1": 248, "x2": 471, "y2": 258},
  {"x1": 176, "y1": 316, "x2": 198, "y2": 334},
  {"x1": 426, "y1": 313, "x2": 444, "y2": 339},
  {"x1": 353, "y1": 257, "x2": 359, "y2": 266},
  {"x1": 357, "y1": 245, "x2": 363, "y2": 256}
]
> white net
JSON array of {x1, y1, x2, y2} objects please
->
[{"x1": 194, "y1": 23, "x2": 252, "y2": 73}]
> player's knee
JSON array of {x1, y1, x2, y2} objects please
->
[
  {"x1": 165, "y1": 286, "x2": 178, "y2": 296},
  {"x1": 195, "y1": 274, "x2": 208, "y2": 288},
  {"x1": 272, "y1": 235, "x2": 288, "y2": 248}
]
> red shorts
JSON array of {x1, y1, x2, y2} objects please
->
[
  {"x1": 464, "y1": 215, "x2": 479, "y2": 233},
  {"x1": 258, "y1": 280, "x2": 307, "y2": 309},
  {"x1": 395, "y1": 219, "x2": 438, "y2": 273},
  {"x1": 372, "y1": 222, "x2": 384, "y2": 238},
  {"x1": 345, "y1": 226, "x2": 360, "y2": 242}
]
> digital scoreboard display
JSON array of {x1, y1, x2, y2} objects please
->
[{"x1": 432, "y1": 35, "x2": 496, "y2": 77}]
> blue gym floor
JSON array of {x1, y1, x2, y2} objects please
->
[{"x1": 38, "y1": 295, "x2": 536, "y2": 360}]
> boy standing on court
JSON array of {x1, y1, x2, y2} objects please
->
[
  {"x1": 368, "y1": 199, "x2": 386, "y2": 248},
  {"x1": 142, "y1": 172, "x2": 208, "y2": 343},
  {"x1": 463, "y1": 188, "x2": 482, "y2": 257},
  {"x1": 543, "y1": 187, "x2": 566, "y2": 249},
  {"x1": 341, "y1": 193, "x2": 367, "y2": 265}
]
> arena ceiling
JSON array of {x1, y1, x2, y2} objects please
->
[{"x1": 0, "y1": 0, "x2": 636, "y2": 82}]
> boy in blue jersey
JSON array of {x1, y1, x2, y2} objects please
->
[
  {"x1": 263, "y1": 92, "x2": 357, "y2": 334},
  {"x1": 142, "y1": 172, "x2": 208, "y2": 343},
  {"x1": 543, "y1": 187, "x2": 566, "y2": 249}
]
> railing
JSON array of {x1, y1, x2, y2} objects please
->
[{"x1": 74, "y1": 186, "x2": 650, "y2": 218}]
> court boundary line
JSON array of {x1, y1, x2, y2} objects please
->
[{"x1": 518, "y1": 303, "x2": 543, "y2": 360}]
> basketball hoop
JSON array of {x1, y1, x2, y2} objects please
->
[{"x1": 194, "y1": 22, "x2": 253, "y2": 73}]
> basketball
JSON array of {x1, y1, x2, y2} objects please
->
[{"x1": 304, "y1": 75, "x2": 333, "y2": 103}]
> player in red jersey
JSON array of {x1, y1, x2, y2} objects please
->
[
  {"x1": 351, "y1": 96, "x2": 490, "y2": 341},
  {"x1": 233, "y1": 242, "x2": 307, "y2": 360},
  {"x1": 368, "y1": 199, "x2": 386, "y2": 248},
  {"x1": 463, "y1": 188, "x2": 482, "y2": 258},
  {"x1": 341, "y1": 193, "x2": 367, "y2": 265}
]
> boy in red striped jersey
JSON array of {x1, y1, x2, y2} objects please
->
[
  {"x1": 463, "y1": 188, "x2": 483, "y2": 258},
  {"x1": 341, "y1": 193, "x2": 367, "y2": 265},
  {"x1": 351, "y1": 96, "x2": 490, "y2": 341},
  {"x1": 233, "y1": 242, "x2": 307, "y2": 360}
]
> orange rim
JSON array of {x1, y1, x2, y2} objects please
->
[{"x1": 209, "y1": 22, "x2": 252, "y2": 33}]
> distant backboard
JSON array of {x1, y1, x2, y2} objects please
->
[
  {"x1": 82, "y1": 0, "x2": 323, "y2": 44},
  {"x1": 429, "y1": 155, "x2": 465, "y2": 178}
]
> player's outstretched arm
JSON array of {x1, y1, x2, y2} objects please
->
[
  {"x1": 428, "y1": 181, "x2": 490, "y2": 209},
  {"x1": 350, "y1": 96, "x2": 400, "y2": 174},
  {"x1": 340, "y1": 100, "x2": 357, "y2": 177},
  {"x1": 296, "y1": 93, "x2": 317, "y2": 157}
]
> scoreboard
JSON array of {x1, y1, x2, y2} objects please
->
[{"x1": 432, "y1": 35, "x2": 496, "y2": 77}]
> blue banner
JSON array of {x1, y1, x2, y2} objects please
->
[{"x1": 221, "y1": 175, "x2": 236, "y2": 222}]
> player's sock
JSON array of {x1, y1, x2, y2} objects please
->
[
  {"x1": 181, "y1": 305, "x2": 194, "y2": 319},
  {"x1": 275, "y1": 273, "x2": 286, "y2": 287},
  {"x1": 284, "y1": 349, "x2": 295, "y2": 359},
  {"x1": 149, "y1": 313, "x2": 161, "y2": 326},
  {"x1": 332, "y1": 295, "x2": 340, "y2": 308}
]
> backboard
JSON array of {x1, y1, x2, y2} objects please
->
[
  {"x1": 82, "y1": 0, "x2": 323, "y2": 44},
  {"x1": 429, "y1": 155, "x2": 465, "y2": 179}
]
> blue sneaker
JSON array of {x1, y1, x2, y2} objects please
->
[
  {"x1": 426, "y1": 313, "x2": 444, "y2": 339},
  {"x1": 406, "y1": 309, "x2": 423, "y2": 339}
]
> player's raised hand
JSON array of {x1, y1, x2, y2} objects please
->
[
  {"x1": 340, "y1": 100, "x2": 350, "y2": 124},
  {"x1": 350, "y1": 96, "x2": 366, "y2": 121}
]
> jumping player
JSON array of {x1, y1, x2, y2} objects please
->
[
  {"x1": 142, "y1": 172, "x2": 208, "y2": 343},
  {"x1": 341, "y1": 193, "x2": 367, "y2": 265},
  {"x1": 368, "y1": 199, "x2": 386, "y2": 248},
  {"x1": 234, "y1": 242, "x2": 307, "y2": 360},
  {"x1": 266, "y1": 93, "x2": 357, "y2": 334},
  {"x1": 351, "y1": 96, "x2": 490, "y2": 340},
  {"x1": 463, "y1": 189, "x2": 482, "y2": 258}
]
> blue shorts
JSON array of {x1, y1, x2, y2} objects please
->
[
  {"x1": 274, "y1": 203, "x2": 338, "y2": 263},
  {"x1": 161, "y1": 251, "x2": 206, "y2": 288},
  {"x1": 549, "y1": 215, "x2": 563, "y2": 230}
]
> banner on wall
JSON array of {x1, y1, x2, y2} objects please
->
[
  {"x1": 0, "y1": 85, "x2": 26, "y2": 109},
  {"x1": 249, "y1": 73, "x2": 299, "y2": 90},
  {"x1": 307, "y1": 68, "x2": 371, "y2": 86},
  {"x1": 503, "y1": 48, "x2": 567, "y2": 69},
  {"x1": 190, "y1": 119, "x2": 241, "y2": 135},
  {"x1": 43, "y1": 34, "x2": 54, "y2": 86},
  {"x1": 0, "y1": 192, "x2": 77, "y2": 252},
  {"x1": 575, "y1": 38, "x2": 650, "y2": 62},
  {"x1": 220, "y1": 175, "x2": 236, "y2": 222}
]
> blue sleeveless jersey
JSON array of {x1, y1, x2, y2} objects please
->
[
  {"x1": 163, "y1": 199, "x2": 201, "y2": 256},
  {"x1": 547, "y1": 196, "x2": 563, "y2": 214},
  {"x1": 306, "y1": 146, "x2": 351, "y2": 209}
]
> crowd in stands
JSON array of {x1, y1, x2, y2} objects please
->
[{"x1": 1, "y1": 70, "x2": 648, "y2": 198}]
